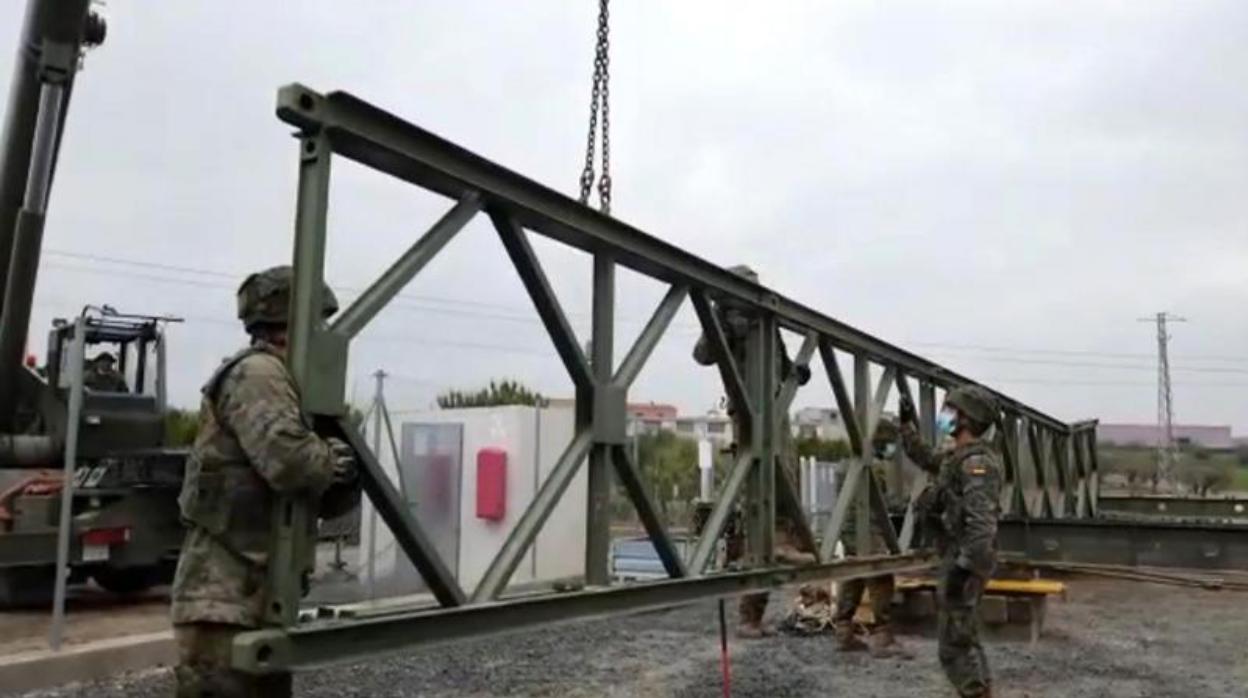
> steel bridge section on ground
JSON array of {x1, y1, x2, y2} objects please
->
[
  {"x1": 237, "y1": 83, "x2": 1110, "y2": 674},
  {"x1": 998, "y1": 518, "x2": 1248, "y2": 571},
  {"x1": 1096, "y1": 495, "x2": 1248, "y2": 522}
]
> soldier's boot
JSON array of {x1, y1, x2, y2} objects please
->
[
  {"x1": 834, "y1": 622, "x2": 868, "y2": 652},
  {"x1": 737, "y1": 593, "x2": 773, "y2": 639},
  {"x1": 867, "y1": 627, "x2": 914, "y2": 660},
  {"x1": 774, "y1": 542, "x2": 816, "y2": 566}
]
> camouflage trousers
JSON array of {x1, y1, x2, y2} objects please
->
[
  {"x1": 832, "y1": 535, "x2": 894, "y2": 630},
  {"x1": 174, "y1": 623, "x2": 292, "y2": 698},
  {"x1": 936, "y1": 561, "x2": 991, "y2": 698},
  {"x1": 731, "y1": 514, "x2": 812, "y2": 625}
]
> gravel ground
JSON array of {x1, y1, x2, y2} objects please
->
[{"x1": 18, "y1": 577, "x2": 1248, "y2": 698}]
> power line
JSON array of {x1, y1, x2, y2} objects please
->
[
  {"x1": 923, "y1": 351, "x2": 1248, "y2": 375},
  {"x1": 909, "y1": 339, "x2": 1247, "y2": 364},
  {"x1": 37, "y1": 249, "x2": 1248, "y2": 376}
]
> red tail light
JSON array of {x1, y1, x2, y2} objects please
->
[{"x1": 81, "y1": 527, "x2": 131, "y2": 546}]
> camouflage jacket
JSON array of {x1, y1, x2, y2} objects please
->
[
  {"x1": 171, "y1": 341, "x2": 337, "y2": 627},
  {"x1": 899, "y1": 422, "x2": 1002, "y2": 577},
  {"x1": 84, "y1": 366, "x2": 128, "y2": 393},
  {"x1": 692, "y1": 304, "x2": 800, "y2": 438}
]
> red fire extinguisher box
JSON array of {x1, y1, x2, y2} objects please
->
[{"x1": 476, "y1": 448, "x2": 507, "y2": 521}]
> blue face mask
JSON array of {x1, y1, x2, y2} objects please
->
[{"x1": 936, "y1": 408, "x2": 957, "y2": 437}]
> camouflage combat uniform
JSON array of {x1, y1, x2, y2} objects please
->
[
  {"x1": 692, "y1": 283, "x2": 811, "y2": 631},
  {"x1": 832, "y1": 455, "x2": 898, "y2": 640},
  {"x1": 171, "y1": 342, "x2": 344, "y2": 697},
  {"x1": 84, "y1": 358, "x2": 128, "y2": 392},
  {"x1": 899, "y1": 420, "x2": 1002, "y2": 698}
]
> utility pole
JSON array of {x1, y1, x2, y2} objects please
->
[
  {"x1": 361, "y1": 369, "x2": 402, "y2": 599},
  {"x1": 1138, "y1": 312, "x2": 1185, "y2": 490},
  {"x1": 367, "y1": 370, "x2": 386, "y2": 598}
]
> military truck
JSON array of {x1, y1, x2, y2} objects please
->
[{"x1": 0, "y1": 2, "x2": 187, "y2": 604}]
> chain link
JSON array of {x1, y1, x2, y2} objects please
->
[{"x1": 578, "y1": 0, "x2": 611, "y2": 215}]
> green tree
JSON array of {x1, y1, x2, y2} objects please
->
[
  {"x1": 794, "y1": 435, "x2": 852, "y2": 462},
  {"x1": 1180, "y1": 460, "x2": 1233, "y2": 496},
  {"x1": 164, "y1": 408, "x2": 200, "y2": 447},
  {"x1": 631, "y1": 430, "x2": 700, "y2": 517},
  {"x1": 437, "y1": 379, "x2": 549, "y2": 409}
]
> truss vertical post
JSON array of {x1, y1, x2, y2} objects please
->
[
  {"x1": 585, "y1": 253, "x2": 614, "y2": 586},
  {"x1": 758, "y1": 314, "x2": 777, "y2": 564},
  {"x1": 269, "y1": 131, "x2": 335, "y2": 627},
  {"x1": 742, "y1": 315, "x2": 768, "y2": 565},
  {"x1": 853, "y1": 355, "x2": 872, "y2": 556}
]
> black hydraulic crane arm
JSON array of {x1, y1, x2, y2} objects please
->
[{"x1": 0, "y1": 0, "x2": 105, "y2": 430}]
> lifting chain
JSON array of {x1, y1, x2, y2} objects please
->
[{"x1": 577, "y1": 0, "x2": 612, "y2": 215}]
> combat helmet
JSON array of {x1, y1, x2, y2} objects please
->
[
  {"x1": 727, "y1": 264, "x2": 759, "y2": 283},
  {"x1": 945, "y1": 384, "x2": 999, "y2": 427},
  {"x1": 237, "y1": 265, "x2": 339, "y2": 333},
  {"x1": 872, "y1": 416, "x2": 899, "y2": 446}
]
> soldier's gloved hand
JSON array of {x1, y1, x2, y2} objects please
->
[
  {"x1": 898, "y1": 394, "x2": 917, "y2": 426},
  {"x1": 326, "y1": 437, "x2": 358, "y2": 484},
  {"x1": 793, "y1": 364, "x2": 812, "y2": 386}
]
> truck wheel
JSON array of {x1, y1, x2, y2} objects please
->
[{"x1": 92, "y1": 565, "x2": 160, "y2": 595}]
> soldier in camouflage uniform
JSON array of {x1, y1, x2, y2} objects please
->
[
  {"x1": 171, "y1": 266, "x2": 360, "y2": 698},
  {"x1": 898, "y1": 384, "x2": 1002, "y2": 698},
  {"x1": 84, "y1": 351, "x2": 128, "y2": 392},
  {"x1": 832, "y1": 417, "x2": 911, "y2": 658},
  {"x1": 692, "y1": 264, "x2": 814, "y2": 639}
]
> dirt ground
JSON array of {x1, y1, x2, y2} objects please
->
[
  {"x1": 0, "y1": 584, "x2": 169, "y2": 656},
  {"x1": 13, "y1": 576, "x2": 1248, "y2": 698}
]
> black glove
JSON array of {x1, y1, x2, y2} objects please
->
[
  {"x1": 793, "y1": 364, "x2": 812, "y2": 386},
  {"x1": 898, "y1": 394, "x2": 917, "y2": 426}
]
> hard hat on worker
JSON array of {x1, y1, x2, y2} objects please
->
[{"x1": 236, "y1": 265, "x2": 338, "y2": 333}]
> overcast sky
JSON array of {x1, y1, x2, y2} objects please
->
[{"x1": 2, "y1": 1, "x2": 1245, "y2": 431}]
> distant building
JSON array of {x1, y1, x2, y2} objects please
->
[
  {"x1": 626, "y1": 402, "x2": 678, "y2": 436},
  {"x1": 546, "y1": 399, "x2": 679, "y2": 437},
  {"x1": 793, "y1": 407, "x2": 849, "y2": 442},
  {"x1": 674, "y1": 410, "x2": 735, "y2": 447},
  {"x1": 1098, "y1": 423, "x2": 1234, "y2": 451}
]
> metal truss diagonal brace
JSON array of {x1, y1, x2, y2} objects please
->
[
  {"x1": 776, "y1": 331, "x2": 818, "y2": 412},
  {"x1": 332, "y1": 192, "x2": 482, "y2": 337},
  {"x1": 337, "y1": 418, "x2": 466, "y2": 607},
  {"x1": 610, "y1": 446, "x2": 687, "y2": 578},
  {"x1": 775, "y1": 461, "x2": 820, "y2": 562},
  {"x1": 491, "y1": 210, "x2": 594, "y2": 391},
  {"x1": 472, "y1": 430, "x2": 595, "y2": 601},
  {"x1": 688, "y1": 451, "x2": 754, "y2": 575},
  {"x1": 612, "y1": 284, "x2": 687, "y2": 388},
  {"x1": 690, "y1": 290, "x2": 752, "y2": 421}
]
